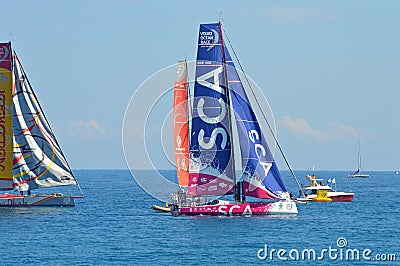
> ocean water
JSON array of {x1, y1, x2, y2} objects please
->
[{"x1": 0, "y1": 169, "x2": 399, "y2": 265}]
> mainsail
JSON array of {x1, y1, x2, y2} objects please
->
[
  {"x1": 173, "y1": 60, "x2": 189, "y2": 187},
  {"x1": 0, "y1": 43, "x2": 77, "y2": 192},
  {"x1": 188, "y1": 23, "x2": 235, "y2": 196}
]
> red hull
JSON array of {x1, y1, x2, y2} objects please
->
[{"x1": 329, "y1": 194, "x2": 354, "y2": 202}]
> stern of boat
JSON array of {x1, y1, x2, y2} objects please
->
[
  {"x1": 170, "y1": 204, "x2": 181, "y2": 216},
  {"x1": 267, "y1": 200, "x2": 298, "y2": 215}
]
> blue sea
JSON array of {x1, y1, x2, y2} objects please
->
[{"x1": 0, "y1": 170, "x2": 399, "y2": 265}]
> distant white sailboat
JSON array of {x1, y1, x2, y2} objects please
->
[{"x1": 348, "y1": 138, "x2": 370, "y2": 178}]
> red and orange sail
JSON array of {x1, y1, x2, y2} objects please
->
[{"x1": 173, "y1": 61, "x2": 189, "y2": 187}]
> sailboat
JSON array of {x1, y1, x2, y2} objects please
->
[
  {"x1": 0, "y1": 42, "x2": 83, "y2": 206},
  {"x1": 169, "y1": 22, "x2": 298, "y2": 216},
  {"x1": 348, "y1": 138, "x2": 370, "y2": 178}
]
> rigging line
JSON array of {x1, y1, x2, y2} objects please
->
[{"x1": 222, "y1": 27, "x2": 305, "y2": 198}]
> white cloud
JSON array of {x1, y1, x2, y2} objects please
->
[
  {"x1": 280, "y1": 116, "x2": 358, "y2": 142},
  {"x1": 69, "y1": 119, "x2": 107, "y2": 139},
  {"x1": 329, "y1": 122, "x2": 359, "y2": 140},
  {"x1": 280, "y1": 115, "x2": 329, "y2": 141},
  {"x1": 262, "y1": 7, "x2": 337, "y2": 23}
]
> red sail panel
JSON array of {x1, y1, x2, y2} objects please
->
[
  {"x1": 173, "y1": 61, "x2": 189, "y2": 187},
  {"x1": 0, "y1": 43, "x2": 13, "y2": 190}
]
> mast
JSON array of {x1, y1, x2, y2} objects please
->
[
  {"x1": 357, "y1": 138, "x2": 361, "y2": 172},
  {"x1": 186, "y1": 59, "x2": 191, "y2": 169},
  {"x1": 219, "y1": 22, "x2": 237, "y2": 191}
]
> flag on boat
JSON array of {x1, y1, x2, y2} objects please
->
[{"x1": 328, "y1": 178, "x2": 336, "y2": 184}]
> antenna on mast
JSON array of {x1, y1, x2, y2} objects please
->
[
  {"x1": 8, "y1": 33, "x2": 15, "y2": 47},
  {"x1": 218, "y1": 12, "x2": 223, "y2": 22}
]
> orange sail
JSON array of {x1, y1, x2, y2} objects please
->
[{"x1": 173, "y1": 61, "x2": 189, "y2": 187}]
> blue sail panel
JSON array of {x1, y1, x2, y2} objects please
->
[
  {"x1": 225, "y1": 48, "x2": 287, "y2": 199},
  {"x1": 188, "y1": 23, "x2": 234, "y2": 196}
]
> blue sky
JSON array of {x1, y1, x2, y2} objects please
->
[{"x1": 2, "y1": 1, "x2": 399, "y2": 170}]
